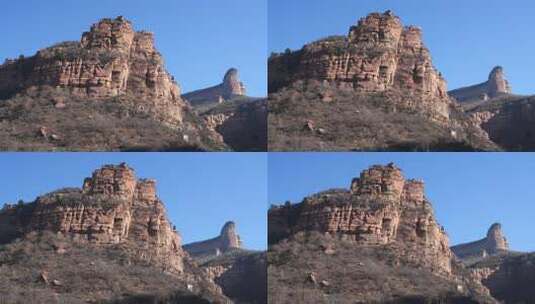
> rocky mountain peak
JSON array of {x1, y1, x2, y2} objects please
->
[
  {"x1": 220, "y1": 221, "x2": 241, "y2": 249},
  {"x1": 449, "y1": 66, "x2": 512, "y2": 102},
  {"x1": 0, "y1": 16, "x2": 187, "y2": 127},
  {"x1": 222, "y1": 68, "x2": 246, "y2": 98},
  {"x1": 269, "y1": 11, "x2": 450, "y2": 120},
  {"x1": 269, "y1": 163, "x2": 453, "y2": 274},
  {"x1": 486, "y1": 223, "x2": 509, "y2": 252},
  {"x1": 183, "y1": 68, "x2": 247, "y2": 106},
  {"x1": 487, "y1": 66, "x2": 512, "y2": 97},
  {"x1": 0, "y1": 163, "x2": 184, "y2": 273},
  {"x1": 451, "y1": 223, "x2": 509, "y2": 259},
  {"x1": 183, "y1": 221, "x2": 242, "y2": 257},
  {"x1": 80, "y1": 16, "x2": 135, "y2": 51}
]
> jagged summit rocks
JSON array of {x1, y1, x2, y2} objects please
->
[
  {"x1": 0, "y1": 16, "x2": 227, "y2": 151},
  {"x1": 0, "y1": 163, "x2": 231, "y2": 303},
  {"x1": 268, "y1": 11, "x2": 498, "y2": 151},
  {"x1": 183, "y1": 68, "x2": 247, "y2": 107},
  {"x1": 451, "y1": 223, "x2": 509, "y2": 260},
  {"x1": 449, "y1": 66, "x2": 512, "y2": 103},
  {"x1": 270, "y1": 11, "x2": 448, "y2": 109},
  {"x1": 184, "y1": 221, "x2": 242, "y2": 257},
  {"x1": 1, "y1": 163, "x2": 185, "y2": 272},
  {"x1": 222, "y1": 68, "x2": 246, "y2": 98},
  {"x1": 1, "y1": 17, "x2": 183, "y2": 120},
  {"x1": 269, "y1": 163, "x2": 453, "y2": 273},
  {"x1": 268, "y1": 163, "x2": 498, "y2": 303}
]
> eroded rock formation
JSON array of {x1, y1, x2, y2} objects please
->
[
  {"x1": 269, "y1": 163, "x2": 453, "y2": 274},
  {"x1": 183, "y1": 68, "x2": 246, "y2": 107},
  {"x1": 0, "y1": 163, "x2": 184, "y2": 273},
  {"x1": 269, "y1": 11, "x2": 450, "y2": 120},
  {"x1": 0, "y1": 16, "x2": 186, "y2": 128},
  {"x1": 451, "y1": 223, "x2": 509, "y2": 260},
  {"x1": 449, "y1": 66, "x2": 512, "y2": 103},
  {"x1": 184, "y1": 221, "x2": 242, "y2": 257}
]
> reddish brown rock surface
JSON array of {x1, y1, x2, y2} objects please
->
[
  {"x1": 184, "y1": 221, "x2": 242, "y2": 257},
  {"x1": 268, "y1": 163, "x2": 497, "y2": 303},
  {"x1": 267, "y1": 11, "x2": 500, "y2": 152},
  {"x1": 451, "y1": 223, "x2": 509, "y2": 260},
  {"x1": 1, "y1": 163, "x2": 184, "y2": 273},
  {"x1": 269, "y1": 11, "x2": 450, "y2": 120},
  {"x1": 0, "y1": 16, "x2": 228, "y2": 151},
  {"x1": 450, "y1": 66, "x2": 512, "y2": 103},
  {"x1": 269, "y1": 163, "x2": 453, "y2": 274},
  {"x1": 183, "y1": 68, "x2": 246, "y2": 107},
  {"x1": 0, "y1": 17, "x2": 185, "y2": 127}
]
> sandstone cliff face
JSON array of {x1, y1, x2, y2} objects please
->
[
  {"x1": 0, "y1": 16, "x2": 186, "y2": 128},
  {"x1": 269, "y1": 163, "x2": 453, "y2": 274},
  {"x1": 449, "y1": 66, "x2": 512, "y2": 103},
  {"x1": 451, "y1": 223, "x2": 509, "y2": 260},
  {"x1": 269, "y1": 11, "x2": 450, "y2": 120},
  {"x1": 183, "y1": 68, "x2": 246, "y2": 107},
  {"x1": 184, "y1": 221, "x2": 242, "y2": 257},
  {"x1": 1, "y1": 163, "x2": 184, "y2": 273}
]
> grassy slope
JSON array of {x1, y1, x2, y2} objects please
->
[
  {"x1": 0, "y1": 231, "x2": 228, "y2": 304},
  {"x1": 0, "y1": 88, "x2": 227, "y2": 151},
  {"x1": 268, "y1": 81, "x2": 498, "y2": 151}
]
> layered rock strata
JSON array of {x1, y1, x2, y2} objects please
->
[
  {"x1": 184, "y1": 221, "x2": 242, "y2": 256},
  {"x1": 183, "y1": 68, "x2": 246, "y2": 106},
  {"x1": 0, "y1": 163, "x2": 184, "y2": 273},
  {"x1": 0, "y1": 16, "x2": 186, "y2": 127},
  {"x1": 269, "y1": 163, "x2": 453, "y2": 274},
  {"x1": 451, "y1": 223, "x2": 509, "y2": 260},
  {"x1": 449, "y1": 67, "x2": 512, "y2": 103},
  {"x1": 269, "y1": 11, "x2": 451, "y2": 120}
]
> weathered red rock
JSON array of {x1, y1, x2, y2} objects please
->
[
  {"x1": 449, "y1": 66, "x2": 512, "y2": 102},
  {"x1": 451, "y1": 223, "x2": 509, "y2": 259},
  {"x1": 2, "y1": 163, "x2": 184, "y2": 273},
  {"x1": 269, "y1": 11, "x2": 450, "y2": 120},
  {"x1": 184, "y1": 221, "x2": 242, "y2": 256},
  {"x1": 183, "y1": 68, "x2": 247, "y2": 106},
  {"x1": 269, "y1": 163, "x2": 453, "y2": 274},
  {"x1": 0, "y1": 16, "x2": 186, "y2": 127}
]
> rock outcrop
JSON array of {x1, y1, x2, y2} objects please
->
[
  {"x1": 449, "y1": 66, "x2": 512, "y2": 103},
  {"x1": 269, "y1": 11, "x2": 450, "y2": 120},
  {"x1": 0, "y1": 16, "x2": 230, "y2": 151},
  {"x1": 269, "y1": 163, "x2": 453, "y2": 274},
  {"x1": 268, "y1": 11, "x2": 501, "y2": 151},
  {"x1": 0, "y1": 16, "x2": 186, "y2": 128},
  {"x1": 183, "y1": 68, "x2": 246, "y2": 107},
  {"x1": 451, "y1": 223, "x2": 509, "y2": 260},
  {"x1": 184, "y1": 221, "x2": 242, "y2": 257},
  {"x1": 268, "y1": 163, "x2": 498, "y2": 303},
  {"x1": 0, "y1": 163, "x2": 184, "y2": 273}
]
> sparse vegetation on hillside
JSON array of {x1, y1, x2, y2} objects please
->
[
  {"x1": 268, "y1": 80, "x2": 498, "y2": 151},
  {"x1": 0, "y1": 232, "x2": 228, "y2": 304},
  {"x1": 0, "y1": 87, "x2": 225, "y2": 151},
  {"x1": 268, "y1": 232, "x2": 496, "y2": 304}
]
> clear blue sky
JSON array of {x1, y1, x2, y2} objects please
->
[
  {"x1": 269, "y1": 0, "x2": 535, "y2": 95},
  {"x1": 0, "y1": 153, "x2": 267, "y2": 250},
  {"x1": 1, "y1": 0, "x2": 267, "y2": 96},
  {"x1": 269, "y1": 153, "x2": 535, "y2": 252}
]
